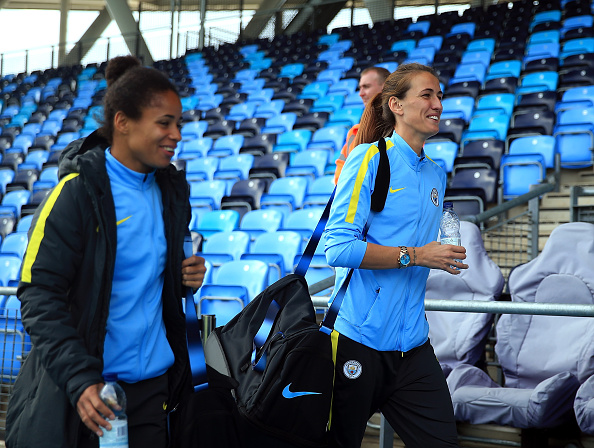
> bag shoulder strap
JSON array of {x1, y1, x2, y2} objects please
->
[{"x1": 184, "y1": 234, "x2": 209, "y2": 391}]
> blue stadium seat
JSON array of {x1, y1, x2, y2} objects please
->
[
  {"x1": 179, "y1": 137, "x2": 213, "y2": 159},
  {"x1": 310, "y1": 95, "x2": 345, "y2": 114},
  {"x1": 281, "y1": 206, "x2": 324, "y2": 242},
  {"x1": 0, "y1": 232, "x2": 28, "y2": 259},
  {"x1": 0, "y1": 254, "x2": 21, "y2": 286},
  {"x1": 241, "y1": 230, "x2": 302, "y2": 282},
  {"x1": 253, "y1": 99, "x2": 285, "y2": 119},
  {"x1": 214, "y1": 154, "x2": 254, "y2": 184},
  {"x1": 485, "y1": 60, "x2": 522, "y2": 81},
  {"x1": 197, "y1": 259, "x2": 269, "y2": 325},
  {"x1": 499, "y1": 153, "x2": 546, "y2": 201},
  {"x1": 239, "y1": 208, "x2": 284, "y2": 242},
  {"x1": 15, "y1": 214, "x2": 34, "y2": 233},
  {"x1": 185, "y1": 157, "x2": 219, "y2": 182},
  {"x1": 297, "y1": 81, "x2": 330, "y2": 100},
  {"x1": 306, "y1": 125, "x2": 348, "y2": 154},
  {"x1": 508, "y1": 135, "x2": 558, "y2": 170},
  {"x1": 285, "y1": 150, "x2": 329, "y2": 179},
  {"x1": 261, "y1": 113, "x2": 298, "y2": 135},
  {"x1": 553, "y1": 107, "x2": 594, "y2": 168},
  {"x1": 189, "y1": 180, "x2": 227, "y2": 210},
  {"x1": 441, "y1": 96, "x2": 475, "y2": 123},
  {"x1": 303, "y1": 174, "x2": 335, "y2": 208},
  {"x1": 245, "y1": 87, "x2": 274, "y2": 106},
  {"x1": 327, "y1": 79, "x2": 358, "y2": 97},
  {"x1": 260, "y1": 176, "x2": 309, "y2": 217},
  {"x1": 326, "y1": 107, "x2": 364, "y2": 129},
  {"x1": 473, "y1": 93, "x2": 515, "y2": 118},
  {"x1": 424, "y1": 141, "x2": 458, "y2": 173},
  {"x1": 196, "y1": 230, "x2": 251, "y2": 272},
  {"x1": 181, "y1": 121, "x2": 208, "y2": 141},
  {"x1": 208, "y1": 135, "x2": 244, "y2": 158},
  {"x1": 516, "y1": 71, "x2": 559, "y2": 96},
  {"x1": 316, "y1": 69, "x2": 343, "y2": 85},
  {"x1": 561, "y1": 37, "x2": 594, "y2": 60},
  {"x1": 1, "y1": 295, "x2": 32, "y2": 381},
  {"x1": 461, "y1": 114, "x2": 510, "y2": 148},
  {"x1": 279, "y1": 63, "x2": 305, "y2": 80},
  {"x1": 195, "y1": 210, "x2": 240, "y2": 239},
  {"x1": 450, "y1": 62, "x2": 487, "y2": 84},
  {"x1": 226, "y1": 102, "x2": 257, "y2": 122},
  {"x1": 0, "y1": 190, "x2": 31, "y2": 219},
  {"x1": 460, "y1": 50, "x2": 492, "y2": 68},
  {"x1": 273, "y1": 129, "x2": 312, "y2": 154}
]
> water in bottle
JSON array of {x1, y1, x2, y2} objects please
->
[
  {"x1": 99, "y1": 377, "x2": 129, "y2": 448},
  {"x1": 440, "y1": 201, "x2": 461, "y2": 267}
]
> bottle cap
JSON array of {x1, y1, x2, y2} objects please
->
[
  {"x1": 444, "y1": 201, "x2": 453, "y2": 209},
  {"x1": 103, "y1": 374, "x2": 118, "y2": 382}
]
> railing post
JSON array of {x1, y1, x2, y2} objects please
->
[{"x1": 528, "y1": 195, "x2": 540, "y2": 259}]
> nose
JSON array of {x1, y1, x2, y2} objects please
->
[{"x1": 172, "y1": 125, "x2": 182, "y2": 142}]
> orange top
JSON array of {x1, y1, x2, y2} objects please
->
[{"x1": 333, "y1": 123, "x2": 360, "y2": 185}]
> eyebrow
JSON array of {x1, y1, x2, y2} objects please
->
[{"x1": 420, "y1": 88, "x2": 443, "y2": 96}]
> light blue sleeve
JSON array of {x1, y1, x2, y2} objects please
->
[{"x1": 324, "y1": 143, "x2": 378, "y2": 268}]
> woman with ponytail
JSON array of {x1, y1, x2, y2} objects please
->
[{"x1": 323, "y1": 63, "x2": 467, "y2": 448}]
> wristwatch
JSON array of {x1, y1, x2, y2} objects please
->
[{"x1": 398, "y1": 246, "x2": 411, "y2": 268}]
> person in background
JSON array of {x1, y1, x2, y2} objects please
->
[
  {"x1": 324, "y1": 63, "x2": 467, "y2": 448},
  {"x1": 6, "y1": 55, "x2": 206, "y2": 448},
  {"x1": 333, "y1": 66, "x2": 390, "y2": 184}
]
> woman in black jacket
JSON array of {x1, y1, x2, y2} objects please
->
[{"x1": 6, "y1": 56, "x2": 206, "y2": 448}]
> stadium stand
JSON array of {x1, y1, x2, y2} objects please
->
[{"x1": 4, "y1": 0, "x2": 594, "y2": 443}]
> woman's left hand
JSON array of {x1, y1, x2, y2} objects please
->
[{"x1": 182, "y1": 255, "x2": 207, "y2": 289}]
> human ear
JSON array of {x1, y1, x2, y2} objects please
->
[
  {"x1": 389, "y1": 96, "x2": 403, "y2": 116},
  {"x1": 114, "y1": 111, "x2": 129, "y2": 135}
]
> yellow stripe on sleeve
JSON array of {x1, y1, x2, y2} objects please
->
[
  {"x1": 345, "y1": 145, "x2": 379, "y2": 223},
  {"x1": 21, "y1": 173, "x2": 80, "y2": 283},
  {"x1": 345, "y1": 139, "x2": 393, "y2": 224}
]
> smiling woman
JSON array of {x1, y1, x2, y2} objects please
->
[
  {"x1": 322, "y1": 63, "x2": 467, "y2": 448},
  {"x1": 6, "y1": 55, "x2": 207, "y2": 448}
]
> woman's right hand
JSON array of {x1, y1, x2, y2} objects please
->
[
  {"x1": 76, "y1": 383, "x2": 115, "y2": 437},
  {"x1": 417, "y1": 241, "x2": 468, "y2": 274}
]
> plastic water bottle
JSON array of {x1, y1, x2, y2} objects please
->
[
  {"x1": 99, "y1": 377, "x2": 129, "y2": 448},
  {"x1": 440, "y1": 201, "x2": 461, "y2": 267}
]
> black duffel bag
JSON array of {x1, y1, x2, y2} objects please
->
[{"x1": 203, "y1": 137, "x2": 391, "y2": 447}]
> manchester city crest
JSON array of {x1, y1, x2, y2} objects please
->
[
  {"x1": 343, "y1": 360, "x2": 362, "y2": 379},
  {"x1": 431, "y1": 188, "x2": 439, "y2": 207}
]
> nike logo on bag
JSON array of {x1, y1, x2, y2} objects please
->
[
  {"x1": 389, "y1": 187, "x2": 405, "y2": 193},
  {"x1": 282, "y1": 383, "x2": 322, "y2": 399}
]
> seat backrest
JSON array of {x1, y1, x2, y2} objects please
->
[
  {"x1": 508, "y1": 135, "x2": 556, "y2": 169},
  {"x1": 196, "y1": 210, "x2": 240, "y2": 238},
  {"x1": 202, "y1": 230, "x2": 250, "y2": 260},
  {"x1": 239, "y1": 209, "x2": 284, "y2": 238},
  {"x1": 499, "y1": 222, "x2": 594, "y2": 388},
  {"x1": 0, "y1": 254, "x2": 22, "y2": 286},
  {"x1": 0, "y1": 232, "x2": 28, "y2": 259},
  {"x1": 251, "y1": 230, "x2": 302, "y2": 273},
  {"x1": 426, "y1": 221, "x2": 504, "y2": 373},
  {"x1": 213, "y1": 259, "x2": 269, "y2": 302}
]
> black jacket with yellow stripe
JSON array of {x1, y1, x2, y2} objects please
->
[{"x1": 6, "y1": 131, "x2": 193, "y2": 448}]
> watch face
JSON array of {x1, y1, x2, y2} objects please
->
[{"x1": 400, "y1": 253, "x2": 411, "y2": 266}]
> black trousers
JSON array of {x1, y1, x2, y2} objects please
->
[
  {"x1": 78, "y1": 372, "x2": 169, "y2": 448},
  {"x1": 328, "y1": 335, "x2": 459, "y2": 448}
]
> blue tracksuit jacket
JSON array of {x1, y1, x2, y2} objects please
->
[{"x1": 324, "y1": 131, "x2": 447, "y2": 352}]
